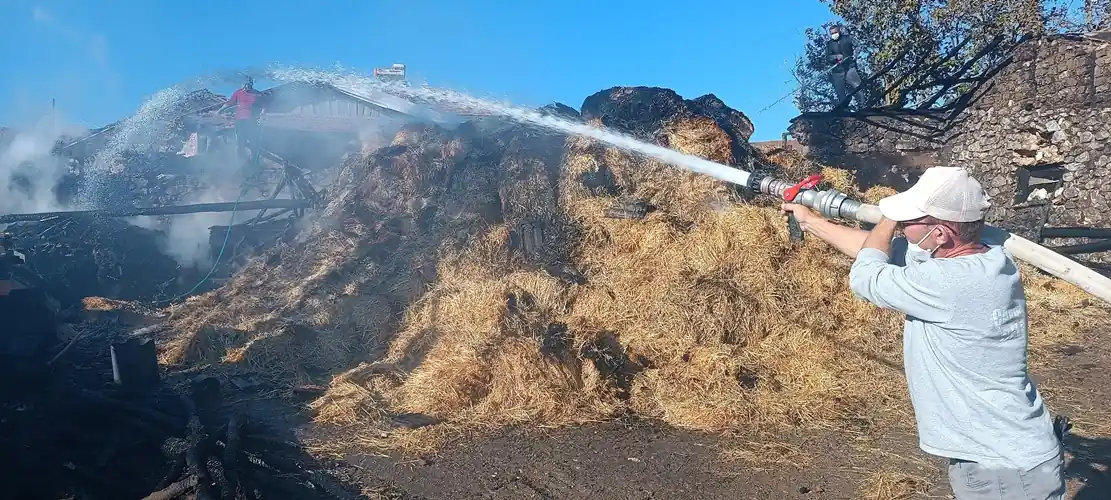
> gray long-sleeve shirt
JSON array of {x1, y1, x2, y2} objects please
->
[{"x1": 848, "y1": 239, "x2": 1061, "y2": 470}]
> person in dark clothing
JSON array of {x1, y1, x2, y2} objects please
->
[
  {"x1": 216, "y1": 76, "x2": 263, "y2": 165},
  {"x1": 825, "y1": 24, "x2": 862, "y2": 107}
]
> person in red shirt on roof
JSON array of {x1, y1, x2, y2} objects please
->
[{"x1": 216, "y1": 76, "x2": 263, "y2": 164}]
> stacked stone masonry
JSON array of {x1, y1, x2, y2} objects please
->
[{"x1": 789, "y1": 35, "x2": 1111, "y2": 265}]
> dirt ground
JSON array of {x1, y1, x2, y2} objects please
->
[{"x1": 198, "y1": 326, "x2": 1110, "y2": 500}]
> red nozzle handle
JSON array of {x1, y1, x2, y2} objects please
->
[{"x1": 783, "y1": 174, "x2": 823, "y2": 202}]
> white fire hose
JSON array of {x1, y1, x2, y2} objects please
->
[{"x1": 709, "y1": 167, "x2": 1111, "y2": 306}]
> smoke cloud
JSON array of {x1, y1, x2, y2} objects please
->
[
  {"x1": 0, "y1": 117, "x2": 84, "y2": 216},
  {"x1": 4, "y1": 63, "x2": 420, "y2": 274},
  {"x1": 126, "y1": 145, "x2": 264, "y2": 271}
]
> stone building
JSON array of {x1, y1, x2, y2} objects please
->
[{"x1": 789, "y1": 33, "x2": 1111, "y2": 266}]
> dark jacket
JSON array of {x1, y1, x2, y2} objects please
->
[{"x1": 824, "y1": 35, "x2": 856, "y2": 72}]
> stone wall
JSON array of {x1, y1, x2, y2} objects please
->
[
  {"x1": 790, "y1": 35, "x2": 1111, "y2": 265},
  {"x1": 789, "y1": 111, "x2": 945, "y2": 191}
]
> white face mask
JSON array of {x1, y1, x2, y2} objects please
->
[
  {"x1": 831, "y1": 32, "x2": 841, "y2": 40},
  {"x1": 906, "y1": 225, "x2": 938, "y2": 261}
]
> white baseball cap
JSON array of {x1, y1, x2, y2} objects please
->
[{"x1": 877, "y1": 166, "x2": 992, "y2": 222}]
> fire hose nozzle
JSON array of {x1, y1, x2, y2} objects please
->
[
  {"x1": 748, "y1": 173, "x2": 873, "y2": 225},
  {"x1": 794, "y1": 187, "x2": 863, "y2": 221}
]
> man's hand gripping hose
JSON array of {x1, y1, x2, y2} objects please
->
[{"x1": 781, "y1": 174, "x2": 823, "y2": 242}]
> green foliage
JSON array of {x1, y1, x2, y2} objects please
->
[{"x1": 793, "y1": 0, "x2": 1111, "y2": 113}]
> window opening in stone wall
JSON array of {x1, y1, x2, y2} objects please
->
[{"x1": 1014, "y1": 163, "x2": 1065, "y2": 206}]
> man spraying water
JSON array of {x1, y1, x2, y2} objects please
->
[
  {"x1": 215, "y1": 76, "x2": 264, "y2": 165},
  {"x1": 782, "y1": 167, "x2": 1066, "y2": 500}
]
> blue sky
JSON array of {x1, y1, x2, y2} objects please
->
[{"x1": 1, "y1": 0, "x2": 834, "y2": 141}]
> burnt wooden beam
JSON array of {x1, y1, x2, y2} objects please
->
[
  {"x1": 250, "y1": 174, "x2": 290, "y2": 223},
  {"x1": 901, "y1": 77, "x2": 983, "y2": 92},
  {"x1": 864, "y1": 48, "x2": 937, "y2": 108},
  {"x1": 940, "y1": 57, "x2": 1015, "y2": 120},
  {"x1": 1047, "y1": 239, "x2": 1111, "y2": 255},
  {"x1": 853, "y1": 114, "x2": 943, "y2": 142},
  {"x1": 896, "y1": 36, "x2": 976, "y2": 105},
  {"x1": 936, "y1": 36, "x2": 1029, "y2": 121},
  {"x1": 1041, "y1": 227, "x2": 1111, "y2": 239},
  {"x1": 257, "y1": 150, "x2": 319, "y2": 207},
  {"x1": 918, "y1": 35, "x2": 1006, "y2": 109},
  {"x1": 863, "y1": 24, "x2": 949, "y2": 108},
  {"x1": 284, "y1": 162, "x2": 320, "y2": 207},
  {"x1": 254, "y1": 208, "x2": 294, "y2": 224},
  {"x1": 0, "y1": 199, "x2": 310, "y2": 224},
  {"x1": 915, "y1": 36, "x2": 1005, "y2": 94}
]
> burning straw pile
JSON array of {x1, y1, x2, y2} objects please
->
[{"x1": 159, "y1": 86, "x2": 1109, "y2": 454}]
